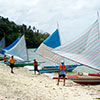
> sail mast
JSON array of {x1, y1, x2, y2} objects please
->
[
  {"x1": 57, "y1": 22, "x2": 62, "y2": 45},
  {"x1": 4, "y1": 32, "x2": 5, "y2": 48},
  {"x1": 23, "y1": 26, "x2": 29, "y2": 61},
  {"x1": 57, "y1": 22, "x2": 66, "y2": 63}
]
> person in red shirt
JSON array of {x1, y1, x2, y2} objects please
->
[
  {"x1": 57, "y1": 60, "x2": 67, "y2": 86},
  {"x1": 4, "y1": 55, "x2": 7, "y2": 62},
  {"x1": 33, "y1": 59, "x2": 40, "y2": 74}
]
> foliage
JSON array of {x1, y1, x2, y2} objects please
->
[{"x1": 0, "y1": 16, "x2": 50, "y2": 48}]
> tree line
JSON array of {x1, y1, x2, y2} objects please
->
[{"x1": 0, "y1": 16, "x2": 50, "y2": 48}]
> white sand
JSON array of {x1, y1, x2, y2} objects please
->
[{"x1": 0, "y1": 63, "x2": 100, "y2": 100}]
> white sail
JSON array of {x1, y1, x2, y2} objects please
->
[{"x1": 5, "y1": 35, "x2": 27, "y2": 61}]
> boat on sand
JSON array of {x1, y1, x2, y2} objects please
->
[{"x1": 67, "y1": 74, "x2": 100, "y2": 85}]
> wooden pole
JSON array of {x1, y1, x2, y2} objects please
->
[{"x1": 23, "y1": 26, "x2": 29, "y2": 61}]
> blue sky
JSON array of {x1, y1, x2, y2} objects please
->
[{"x1": 0, "y1": 0, "x2": 100, "y2": 44}]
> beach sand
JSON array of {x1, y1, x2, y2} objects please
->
[{"x1": 0, "y1": 63, "x2": 100, "y2": 100}]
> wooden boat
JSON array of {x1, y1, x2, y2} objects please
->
[{"x1": 67, "y1": 74, "x2": 100, "y2": 84}]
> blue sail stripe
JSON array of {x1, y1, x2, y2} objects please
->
[
  {"x1": 61, "y1": 33, "x2": 98, "y2": 54},
  {"x1": 59, "y1": 25, "x2": 98, "y2": 52},
  {"x1": 72, "y1": 34, "x2": 98, "y2": 54},
  {"x1": 69, "y1": 41, "x2": 99, "y2": 59},
  {"x1": 69, "y1": 30, "x2": 96, "y2": 52},
  {"x1": 56, "y1": 20, "x2": 98, "y2": 51},
  {"x1": 90, "y1": 56, "x2": 99, "y2": 65},
  {"x1": 83, "y1": 46, "x2": 99, "y2": 58}
]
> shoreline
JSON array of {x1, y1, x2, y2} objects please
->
[{"x1": 0, "y1": 63, "x2": 100, "y2": 100}]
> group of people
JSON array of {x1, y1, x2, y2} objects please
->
[
  {"x1": 4, "y1": 55, "x2": 67, "y2": 86},
  {"x1": 4, "y1": 55, "x2": 15, "y2": 73},
  {"x1": 3, "y1": 55, "x2": 40, "y2": 74}
]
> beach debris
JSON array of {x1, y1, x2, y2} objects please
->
[{"x1": 95, "y1": 97, "x2": 100, "y2": 99}]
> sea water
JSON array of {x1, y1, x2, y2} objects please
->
[{"x1": 28, "y1": 49, "x2": 99, "y2": 74}]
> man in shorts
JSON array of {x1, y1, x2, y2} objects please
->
[{"x1": 57, "y1": 60, "x2": 67, "y2": 86}]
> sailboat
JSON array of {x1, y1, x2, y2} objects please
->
[
  {"x1": 2, "y1": 35, "x2": 33, "y2": 67},
  {"x1": 3, "y1": 35, "x2": 21, "y2": 53},
  {"x1": 35, "y1": 28, "x2": 81, "y2": 73},
  {"x1": 0, "y1": 35, "x2": 21, "y2": 60},
  {"x1": 0, "y1": 37, "x2": 5, "y2": 60},
  {"x1": 52, "y1": 14, "x2": 100, "y2": 84}
]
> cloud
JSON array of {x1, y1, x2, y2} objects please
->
[{"x1": 0, "y1": 0, "x2": 100, "y2": 44}]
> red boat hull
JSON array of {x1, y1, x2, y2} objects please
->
[
  {"x1": 53, "y1": 77, "x2": 68, "y2": 79},
  {"x1": 88, "y1": 73, "x2": 100, "y2": 77},
  {"x1": 67, "y1": 75, "x2": 100, "y2": 85}
]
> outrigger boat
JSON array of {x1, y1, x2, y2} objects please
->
[
  {"x1": 67, "y1": 74, "x2": 100, "y2": 84},
  {"x1": 1, "y1": 35, "x2": 33, "y2": 67},
  {"x1": 52, "y1": 14, "x2": 100, "y2": 84},
  {"x1": 29, "y1": 64, "x2": 79, "y2": 73}
]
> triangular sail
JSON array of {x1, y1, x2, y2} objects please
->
[
  {"x1": 53, "y1": 19, "x2": 100, "y2": 70},
  {"x1": 0, "y1": 37, "x2": 5, "y2": 52},
  {"x1": 3, "y1": 35, "x2": 21, "y2": 51},
  {"x1": 36, "y1": 29, "x2": 65, "y2": 64},
  {"x1": 5, "y1": 35, "x2": 27, "y2": 61}
]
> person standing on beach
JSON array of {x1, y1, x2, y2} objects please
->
[
  {"x1": 9, "y1": 56, "x2": 15, "y2": 73},
  {"x1": 4, "y1": 55, "x2": 7, "y2": 62},
  {"x1": 33, "y1": 59, "x2": 40, "y2": 74},
  {"x1": 57, "y1": 60, "x2": 67, "y2": 86}
]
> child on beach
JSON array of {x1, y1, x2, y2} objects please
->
[{"x1": 57, "y1": 60, "x2": 67, "y2": 86}]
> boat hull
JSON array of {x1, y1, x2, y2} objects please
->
[
  {"x1": 53, "y1": 77, "x2": 68, "y2": 79},
  {"x1": 88, "y1": 73, "x2": 100, "y2": 77},
  {"x1": 67, "y1": 75, "x2": 100, "y2": 85},
  {"x1": 14, "y1": 63, "x2": 33, "y2": 67},
  {"x1": 29, "y1": 65, "x2": 78, "y2": 73},
  {"x1": 2, "y1": 61, "x2": 33, "y2": 67}
]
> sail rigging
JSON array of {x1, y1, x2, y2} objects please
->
[{"x1": 52, "y1": 19, "x2": 100, "y2": 70}]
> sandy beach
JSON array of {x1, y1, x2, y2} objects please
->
[{"x1": 0, "y1": 63, "x2": 100, "y2": 100}]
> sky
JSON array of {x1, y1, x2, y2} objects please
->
[{"x1": 0, "y1": 0, "x2": 100, "y2": 44}]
